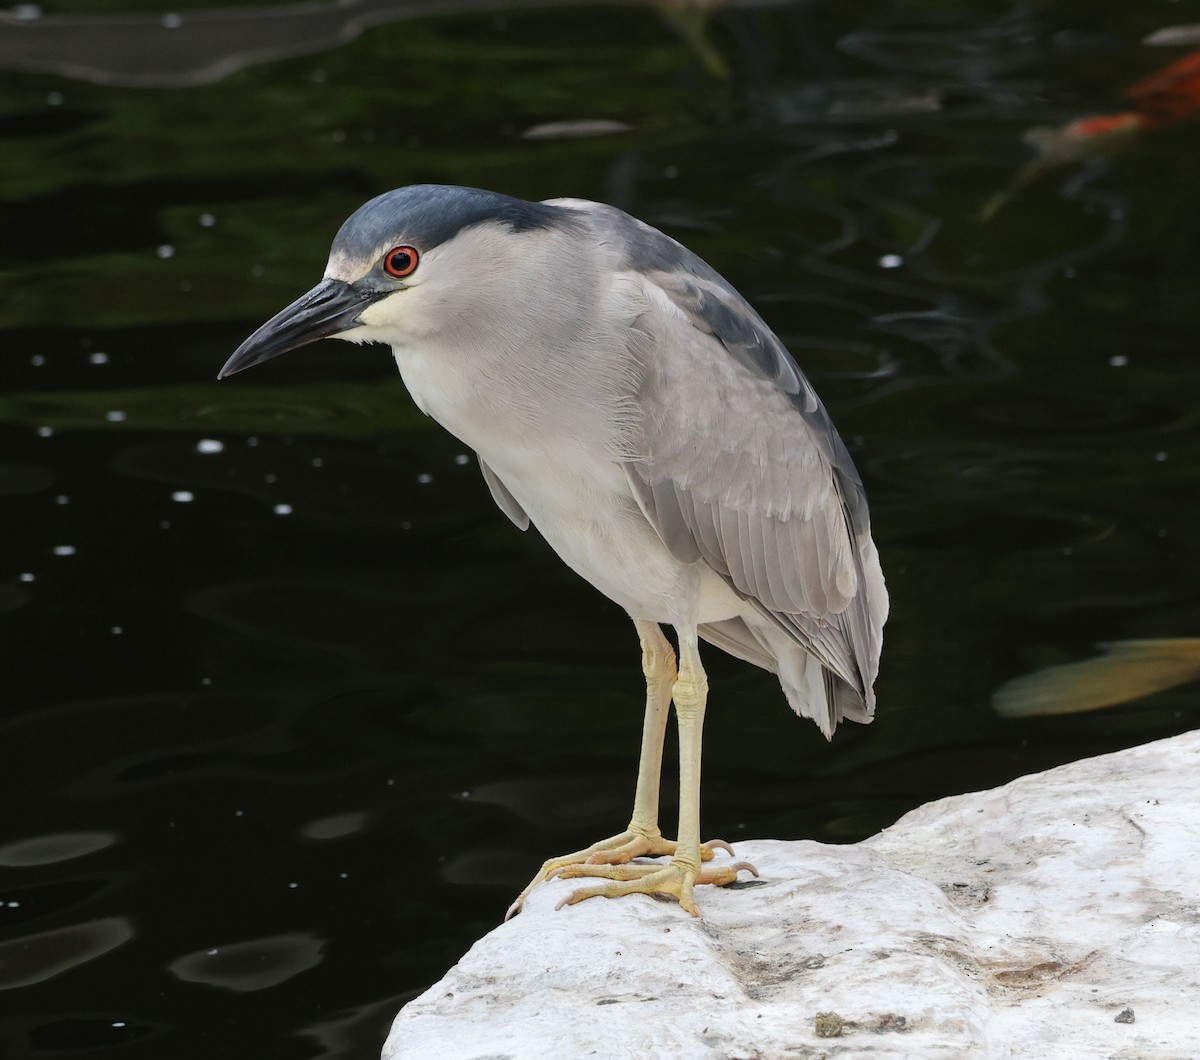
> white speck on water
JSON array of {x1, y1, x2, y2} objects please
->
[
  {"x1": 46, "y1": 91, "x2": 63, "y2": 106},
  {"x1": 246, "y1": 436, "x2": 259, "y2": 447},
  {"x1": 289, "y1": 882, "x2": 299, "y2": 889},
  {"x1": 53, "y1": 545, "x2": 76, "y2": 557},
  {"x1": 311, "y1": 457, "x2": 324, "y2": 468},
  {"x1": 19, "y1": 573, "x2": 34, "y2": 583},
  {"x1": 37, "y1": 426, "x2": 53, "y2": 437},
  {"x1": 454, "y1": 453, "x2": 470, "y2": 466},
  {"x1": 264, "y1": 473, "x2": 277, "y2": 484},
  {"x1": 111, "y1": 626, "x2": 123, "y2": 635},
  {"x1": 162, "y1": 12, "x2": 182, "y2": 28},
  {"x1": 88, "y1": 351, "x2": 109, "y2": 365},
  {"x1": 172, "y1": 491, "x2": 194, "y2": 503},
  {"x1": 13, "y1": 5, "x2": 41, "y2": 22},
  {"x1": 1109, "y1": 355, "x2": 1128, "y2": 367},
  {"x1": 156, "y1": 244, "x2": 175, "y2": 259},
  {"x1": 106, "y1": 410, "x2": 127, "y2": 422},
  {"x1": 417, "y1": 473, "x2": 433, "y2": 484},
  {"x1": 879, "y1": 254, "x2": 904, "y2": 269},
  {"x1": 1154, "y1": 451, "x2": 1168, "y2": 462},
  {"x1": 196, "y1": 439, "x2": 223, "y2": 454},
  {"x1": 111, "y1": 1022, "x2": 126, "y2": 1029},
  {"x1": 55, "y1": 495, "x2": 68, "y2": 505},
  {"x1": 207, "y1": 948, "x2": 218, "y2": 956},
  {"x1": 273, "y1": 503, "x2": 292, "y2": 515},
  {"x1": 31, "y1": 354, "x2": 45, "y2": 366},
  {"x1": 159, "y1": 520, "x2": 171, "y2": 529},
  {"x1": 198, "y1": 212, "x2": 216, "y2": 227}
]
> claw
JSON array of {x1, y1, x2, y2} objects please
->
[
  {"x1": 505, "y1": 828, "x2": 672, "y2": 919},
  {"x1": 551, "y1": 857, "x2": 757, "y2": 914},
  {"x1": 699, "y1": 859, "x2": 758, "y2": 885},
  {"x1": 554, "y1": 863, "x2": 696, "y2": 912},
  {"x1": 505, "y1": 831, "x2": 748, "y2": 919}
]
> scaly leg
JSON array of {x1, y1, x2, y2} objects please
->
[
  {"x1": 616, "y1": 619, "x2": 676, "y2": 847},
  {"x1": 505, "y1": 621, "x2": 734, "y2": 920},
  {"x1": 554, "y1": 628, "x2": 756, "y2": 915}
]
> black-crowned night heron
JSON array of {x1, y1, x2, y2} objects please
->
[{"x1": 220, "y1": 184, "x2": 887, "y2": 918}]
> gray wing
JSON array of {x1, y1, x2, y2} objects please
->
[
  {"x1": 478, "y1": 457, "x2": 529, "y2": 530},
  {"x1": 617, "y1": 248, "x2": 886, "y2": 706}
]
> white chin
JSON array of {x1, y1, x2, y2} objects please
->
[{"x1": 330, "y1": 324, "x2": 389, "y2": 346}]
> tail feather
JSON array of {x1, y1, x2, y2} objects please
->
[{"x1": 698, "y1": 614, "x2": 875, "y2": 740}]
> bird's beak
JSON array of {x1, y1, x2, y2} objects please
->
[{"x1": 218, "y1": 278, "x2": 386, "y2": 379}]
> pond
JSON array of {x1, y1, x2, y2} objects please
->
[{"x1": 1, "y1": 1, "x2": 1198, "y2": 1056}]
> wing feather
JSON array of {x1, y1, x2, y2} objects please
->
[
  {"x1": 691, "y1": 489, "x2": 725, "y2": 570},
  {"x1": 620, "y1": 262, "x2": 887, "y2": 709},
  {"x1": 478, "y1": 457, "x2": 529, "y2": 530}
]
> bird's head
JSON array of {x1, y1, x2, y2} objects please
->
[{"x1": 218, "y1": 184, "x2": 581, "y2": 379}]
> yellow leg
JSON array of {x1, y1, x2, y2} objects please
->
[
  {"x1": 505, "y1": 622, "x2": 738, "y2": 920},
  {"x1": 576, "y1": 623, "x2": 733, "y2": 867},
  {"x1": 554, "y1": 629, "x2": 756, "y2": 915}
]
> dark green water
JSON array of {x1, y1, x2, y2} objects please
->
[{"x1": 2, "y1": 1, "x2": 1198, "y2": 1056}]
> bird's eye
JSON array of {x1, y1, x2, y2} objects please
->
[{"x1": 383, "y1": 245, "x2": 419, "y2": 278}]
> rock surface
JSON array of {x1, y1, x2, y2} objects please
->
[{"x1": 384, "y1": 731, "x2": 1200, "y2": 1059}]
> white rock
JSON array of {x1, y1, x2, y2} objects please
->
[{"x1": 384, "y1": 731, "x2": 1200, "y2": 1059}]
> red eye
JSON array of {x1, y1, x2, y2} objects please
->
[{"x1": 383, "y1": 245, "x2": 419, "y2": 278}]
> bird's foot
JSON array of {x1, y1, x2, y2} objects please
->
[
  {"x1": 551, "y1": 857, "x2": 759, "y2": 916},
  {"x1": 504, "y1": 828, "x2": 736, "y2": 920},
  {"x1": 581, "y1": 831, "x2": 734, "y2": 866}
]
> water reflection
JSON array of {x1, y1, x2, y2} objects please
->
[
  {"x1": 0, "y1": 0, "x2": 535, "y2": 87},
  {"x1": 0, "y1": 917, "x2": 134, "y2": 990},
  {"x1": 0, "y1": 0, "x2": 734, "y2": 88},
  {"x1": 300, "y1": 997, "x2": 414, "y2": 1060},
  {"x1": 0, "y1": 831, "x2": 118, "y2": 868},
  {"x1": 168, "y1": 932, "x2": 326, "y2": 992},
  {"x1": 300, "y1": 811, "x2": 371, "y2": 841}
]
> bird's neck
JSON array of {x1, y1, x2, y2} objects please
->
[{"x1": 390, "y1": 329, "x2": 636, "y2": 473}]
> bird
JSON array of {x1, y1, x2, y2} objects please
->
[{"x1": 219, "y1": 184, "x2": 888, "y2": 919}]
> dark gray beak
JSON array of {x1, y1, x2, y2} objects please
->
[{"x1": 218, "y1": 278, "x2": 386, "y2": 379}]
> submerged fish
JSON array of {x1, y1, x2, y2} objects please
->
[
  {"x1": 993, "y1": 638, "x2": 1200, "y2": 717},
  {"x1": 982, "y1": 49, "x2": 1200, "y2": 220}
]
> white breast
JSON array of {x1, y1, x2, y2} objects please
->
[{"x1": 392, "y1": 345, "x2": 742, "y2": 627}]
